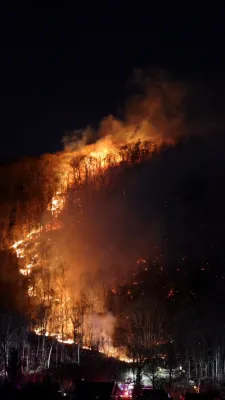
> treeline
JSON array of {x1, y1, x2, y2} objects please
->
[{"x1": 111, "y1": 260, "x2": 225, "y2": 389}]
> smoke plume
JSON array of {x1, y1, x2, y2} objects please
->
[{"x1": 62, "y1": 70, "x2": 186, "y2": 153}]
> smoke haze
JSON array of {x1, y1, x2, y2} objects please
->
[{"x1": 63, "y1": 71, "x2": 186, "y2": 153}]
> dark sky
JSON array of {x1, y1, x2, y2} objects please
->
[{"x1": 1, "y1": 5, "x2": 225, "y2": 159}]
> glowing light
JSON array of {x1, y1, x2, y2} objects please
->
[
  {"x1": 167, "y1": 289, "x2": 174, "y2": 298},
  {"x1": 137, "y1": 258, "x2": 146, "y2": 264}
]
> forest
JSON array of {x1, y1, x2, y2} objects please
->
[{"x1": 0, "y1": 133, "x2": 225, "y2": 394}]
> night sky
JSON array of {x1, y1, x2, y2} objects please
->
[{"x1": 0, "y1": 5, "x2": 225, "y2": 159}]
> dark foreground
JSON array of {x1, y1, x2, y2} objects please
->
[{"x1": 0, "y1": 381, "x2": 222, "y2": 400}]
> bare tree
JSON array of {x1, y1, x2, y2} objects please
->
[
  {"x1": 70, "y1": 298, "x2": 85, "y2": 364},
  {"x1": 125, "y1": 298, "x2": 165, "y2": 388},
  {"x1": 0, "y1": 314, "x2": 19, "y2": 380}
]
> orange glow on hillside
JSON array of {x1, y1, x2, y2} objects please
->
[{"x1": 10, "y1": 120, "x2": 175, "y2": 360}]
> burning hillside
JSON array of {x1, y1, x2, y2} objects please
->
[
  {"x1": 0, "y1": 64, "x2": 225, "y2": 389},
  {"x1": 1, "y1": 74, "x2": 185, "y2": 362},
  {"x1": 10, "y1": 139, "x2": 167, "y2": 360}
]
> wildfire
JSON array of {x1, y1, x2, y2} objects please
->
[{"x1": 10, "y1": 123, "x2": 175, "y2": 361}]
